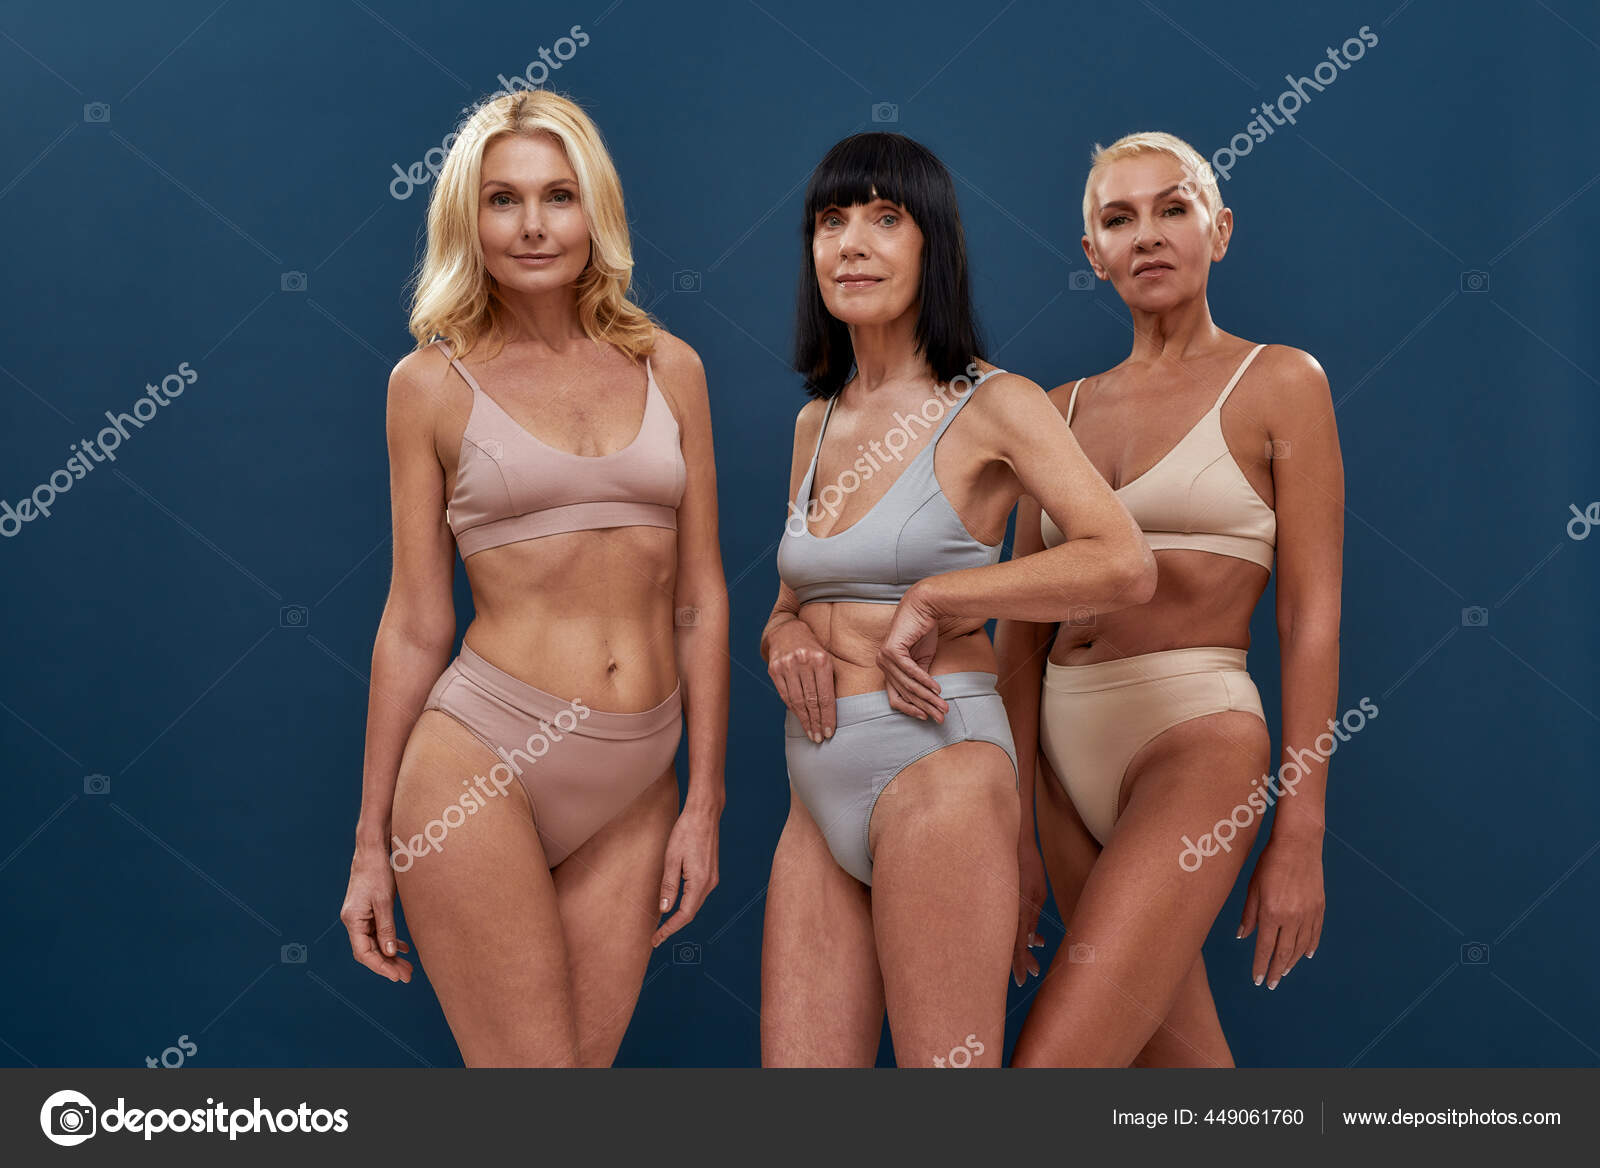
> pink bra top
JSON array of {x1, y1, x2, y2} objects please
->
[
  {"x1": 436, "y1": 340, "x2": 685, "y2": 558},
  {"x1": 1041, "y1": 343, "x2": 1276, "y2": 570}
]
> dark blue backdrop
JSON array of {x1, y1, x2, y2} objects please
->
[{"x1": 3, "y1": 0, "x2": 1596, "y2": 1068}]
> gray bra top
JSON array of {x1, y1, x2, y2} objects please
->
[{"x1": 775, "y1": 368, "x2": 1006, "y2": 605}]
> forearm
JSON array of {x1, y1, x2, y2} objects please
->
[
  {"x1": 1270, "y1": 625, "x2": 1340, "y2": 841},
  {"x1": 357, "y1": 619, "x2": 454, "y2": 849},
  {"x1": 994, "y1": 618, "x2": 1052, "y2": 845},
  {"x1": 918, "y1": 534, "x2": 1154, "y2": 624},
  {"x1": 675, "y1": 586, "x2": 730, "y2": 813}
]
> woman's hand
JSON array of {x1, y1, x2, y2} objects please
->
[
  {"x1": 1012, "y1": 836, "x2": 1049, "y2": 987},
  {"x1": 340, "y1": 843, "x2": 414, "y2": 983},
  {"x1": 766, "y1": 618, "x2": 836, "y2": 743},
  {"x1": 1237, "y1": 830, "x2": 1325, "y2": 990},
  {"x1": 652, "y1": 799, "x2": 722, "y2": 949},
  {"x1": 877, "y1": 582, "x2": 947, "y2": 720}
]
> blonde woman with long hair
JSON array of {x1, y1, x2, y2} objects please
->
[
  {"x1": 1000, "y1": 131, "x2": 1342, "y2": 1066},
  {"x1": 339, "y1": 91, "x2": 728, "y2": 1066}
]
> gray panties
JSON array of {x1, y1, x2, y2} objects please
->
[{"x1": 784, "y1": 671, "x2": 1019, "y2": 885}]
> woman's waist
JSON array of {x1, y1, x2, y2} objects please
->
[
  {"x1": 822, "y1": 628, "x2": 997, "y2": 698},
  {"x1": 458, "y1": 617, "x2": 680, "y2": 711}
]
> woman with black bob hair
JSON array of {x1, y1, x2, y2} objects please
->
[{"x1": 760, "y1": 132, "x2": 1156, "y2": 1066}]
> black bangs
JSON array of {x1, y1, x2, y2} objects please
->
[
  {"x1": 793, "y1": 132, "x2": 986, "y2": 398},
  {"x1": 800, "y1": 133, "x2": 918, "y2": 227}
]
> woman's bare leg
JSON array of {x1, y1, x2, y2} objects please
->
[
  {"x1": 392, "y1": 711, "x2": 577, "y2": 1066},
  {"x1": 869, "y1": 741, "x2": 1019, "y2": 1067},
  {"x1": 1012, "y1": 711, "x2": 1269, "y2": 1067},
  {"x1": 1032, "y1": 753, "x2": 1235, "y2": 1067},
  {"x1": 761, "y1": 790, "x2": 885, "y2": 1066},
  {"x1": 552, "y1": 765, "x2": 679, "y2": 1067}
]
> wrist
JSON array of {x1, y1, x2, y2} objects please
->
[
  {"x1": 355, "y1": 821, "x2": 391, "y2": 852},
  {"x1": 683, "y1": 784, "x2": 726, "y2": 816},
  {"x1": 906, "y1": 577, "x2": 948, "y2": 620},
  {"x1": 1269, "y1": 815, "x2": 1325, "y2": 848}
]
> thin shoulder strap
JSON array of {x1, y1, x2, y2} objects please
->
[
  {"x1": 927, "y1": 366, "x2": 1006, "y2": 442},
  {"x1": 1064, "y1": 378, "x2": 1086, "y2": 424},
  {"x1": 1212, "y1": 344, "x2": 1267, "y2": 411},
  {"x1": 436, "y1": 339, "x2": 483, "y2": 394},
  {"x1": 800, "y1": 396, "x2": 837, "y2": 491}
]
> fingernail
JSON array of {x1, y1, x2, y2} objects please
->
[
  {"x1": 811, "y1": 732, "x2": 821, "y2": 744},
  {"x1": 1306, "y1": 950, "x2": 1315, "y2": 958},
  {"x1": 661, "y1": 898, "x2": 671, "y2": 912},
  {"x1": 824, "y1": 727, "x2": 833, "y2": 738},
  {"x1": 1268, "y1": 978, "x2": 1278, "y2": 990},
  {"x1": 1254, "y1": 974, "x2": 1263, "y2": 986},
  {"x1": 385, "y1": 941, "x2": 395, "y2": 955},
  {"x1": 1235, "y1": 929, "x2": 1243, "y2": 939}
]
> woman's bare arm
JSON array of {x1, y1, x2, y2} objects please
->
[
  {"x1": 356, "y1": 349, "x2": 459, "y2": 852},
  {"x1": 913, "y1": 372, "x2": 1156, "y2": 624}
]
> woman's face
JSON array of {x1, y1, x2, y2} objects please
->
[
  {"x1": 477, "y1": 133, "x2": 592, "y2": 293},
  {"x1": 1082, "y1": 152, "x2": 1229, "y2": 311},
  {"x1": 811, "y1": 193, "x2": 924, "y2": 326}
]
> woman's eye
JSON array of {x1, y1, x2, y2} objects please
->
[
  {"x1": 1104, "y1": 214, "x2": 1127, "y2": 227},
  {"x1": 880, "y1": 213, "x2": 898, "y2": 225},
  {"x1": 550, "y1": 190, "x2": 573, "y2": 204},
  {"x1": 1163, "y1": 204, "x2": 1186, "y2": 215}
]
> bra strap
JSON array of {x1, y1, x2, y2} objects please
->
[
  {"x1": 436, "y1": 339, "x2": 484, "y2": 394},
  {"x1": 1064, "y1": 378, "x2": 1086, "y2": 424},
  {"x1": 1212, "y1": 344, "x2": 1267, "y2": 411}
]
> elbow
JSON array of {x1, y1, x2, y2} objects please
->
[{"x1": 1116, "y1": 540, "x2": 1159, "y2": 608}]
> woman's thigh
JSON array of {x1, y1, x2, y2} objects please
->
[
  {"x1": 869, "y1": 739, "x2": 1019, "y2": 1068},
  {"x1": 1012, "y1": 711, "x2": 1269, "y2": 1066},
  {"x1": 551, "y1": 763, "x2": 679, "y2": 1067},
  {"x1": 392, "y1": 710, "x2": 576, "y2": 1066},
  {"x1": 761, "y1": 790, "x2": 884, "y2": 1067},
  {"x1": 1032, "y1": 753, "x2": 1234, "y2": 1067}
]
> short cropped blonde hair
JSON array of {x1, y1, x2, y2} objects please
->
[{"x1": 1081, "y1": 131, "x2": 1223, "y2": 238}]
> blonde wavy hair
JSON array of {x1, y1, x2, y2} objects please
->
[
  {"x1": 406, "y1": 90, "x2": 656, "y2": 361},
  {"x1": 1081, "y1": 130, "x2": 1224, "y2": 239}
]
